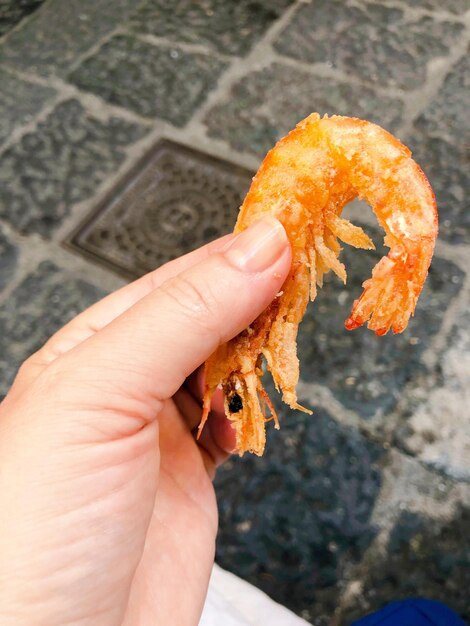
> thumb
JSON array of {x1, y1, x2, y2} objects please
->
[{"x1": 44, "y1": 217, "x2": 291, "y2": 431}]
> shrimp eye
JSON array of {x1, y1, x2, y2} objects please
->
[{"x1": 228, "y1": 393, "x2": 243, "y2": 414}]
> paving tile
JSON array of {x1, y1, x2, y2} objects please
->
[
  {"x1": 395, "y1": 308, "x2": 470, "y2": 482},
  {"x1": 341, "y1": 505, "x2": 470, "y2": 623},
  {"x1": 128, "y1": 0, "x2": 293, "y2": 56},
  {"x1": 0, "y1": 66, "x2": 55, "y2": 146},
  {"x1": 296, "y1": 230, "x2": 464, "y2": 420},
  {"x1": 409, "y1": 133, "x2": 469, "y2": 243},
  {"x1": 273, "y1": 0, "x2": 463, "y2": 90},
  {"x1": 0, "y1": 0, "x2": 45, "y2": 37},
  {"x1": 205, "y1": 62, "x2": 403, "y2": 157},
  {"x1": 0, "y1": 228, "x2": 18, "y2": 293},
  {"x1": 215, "y1": 407, "x2": 386, "y2": 624},
  {"x1": 0, "y1": 0, "x2": 137, "y2": 76},
  {"x1": 416, "y1": 52, "x2": 469, "y2": 143},
  {"x1": 0, "y1": 99, "x2": 146, "y2": 236},
  {"x1": 67, "y1": 140, "x2": 253, "y2": 278},
  {"x1": 0, "y1": 261, "x2": 106, "y2": 398},
  {"x1": 68, "y1": 34, "x2": 228, "y2": 124}
]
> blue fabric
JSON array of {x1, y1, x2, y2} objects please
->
[{"x1": 351, "y1": 599, "x2": 467, "y2": 626}]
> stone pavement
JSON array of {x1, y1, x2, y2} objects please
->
[{"x1": 0, "y1": 1, "x2": 469, "y2": 624}]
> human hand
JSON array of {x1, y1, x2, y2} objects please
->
[{"x1": 0, "y1": 217, "x2": 290, "y2": 626}]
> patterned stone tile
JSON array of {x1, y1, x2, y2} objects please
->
[
  {"x1": 0, "y1": 66, "x2": 55, "y2": 146},
  {"x1": 396, "y1": 309, "x2": 470, "y2": 482},
  {"x1": 67, "y1": 140, "x2": 252, "y2": 278},
  {"x1": 296, "y1": 231, "x2": 464, "y2": 421},
  {"x1": 0, "y1": 0, "x2": 45, "y2": 37},
  {"x1": 204, "y1": 62, "x2": 403, "y2": 157},
  {"x1": 416, "y1": 52, "x2": 469, "y2": 143},
  {"x1": 128, "y1": 0, "x2": 293, "y2": 56},
  {"x1": 215, "y1": 407, "x2": 386, "y2": 625},
  {"x1": 0, "y1": 228, "x2": 18, "y2": 293},
  {"x1": 273, "y1": 1, "x2": 463, "y2": 90},
  {"x1": 0, "y1": 99, "x2": 146, "y2": 236},
  {"x1": 409, "y1": 133, "x2": 469, "y2": 243},
  {"x1": 0, "y1": 261, "x2": 106, "y2": 398},
  {"x1": 68, "y1": 35, "x2": 228, "y2": 124},
  {"x1": 0, "y1": 0, "x2": 137, "y2": 76},
  {"x1": 341, "y1": 505, "x2": 470, "y2": 623}
]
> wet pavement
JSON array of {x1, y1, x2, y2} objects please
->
[{"x1": 0, "y1": 1, "x2": 469, "y2": 624}]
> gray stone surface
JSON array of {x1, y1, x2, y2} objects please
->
[
  {"x1": 0, "y1": 261, "x2": 106, "y2": 398},
  {"x1": 297, "y1": 233, "x2": 464, "y2": 422},
  {"x1": 0, "y1": 66, "x2": 55, "y2": 146},
  {"x1": 416, "y1": 52, "x2": 469, "y2": 143},
  {"x1": 0, "y1": 99, "x2": 146, "y2": 236},
  {"x1": 409, "y1": 133, "x2": 469, "y2": 243},
  {"x1": 215, "y1": 406, "x2": 386, "y2": 625},
  {"x1": 205, "y1": 62, "x2": 403, "y2": 157},
  {"x1": 332, "y1": 449, "x2": 470, "y2": 623},
  {"x1": 341, "y1": 505, "x2": 470, "y2": 623},
  {"x1": 396, "y1": 309, "x2": 470, "y2": 482},
  {"x1": 0, "y1": 0, "x2": 137, "y2": 76},
  {"x1": 69, "y1": 35, "x2": 228, "y2": 124},
  {"x1": 413, "y1": 0, "x2": 470, "y2": 13},
  {"x1": 128, "y1": 0, "x2": 293, "y2": 56},
  {"x1": 0, "y1": 0, "x2": 45, "y2": 37},
  {"x1": 409, "y1": 50, "x2": 470, "y2": 243},
  {"x1": 0, "y1": 228, "x2": 18, "y2": 293},
  {"x1": 273, "y1": 1, "x2": 463, "y2": 90},
  {"x1": 411, "y1": 52, "x2": 469, "y2": 243}
]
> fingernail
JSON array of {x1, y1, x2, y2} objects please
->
[{"x1": 224, "y1": 217, "x2": 288, "y2": 273}]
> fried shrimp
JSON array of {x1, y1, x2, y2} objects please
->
[{"x1": 200, "y1": 113, "x2": 438, "y2": 456}]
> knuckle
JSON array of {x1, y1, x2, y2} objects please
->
[
  {"x1": 162, "y1": 274, "x2": 221, "y2": 337},
  {"x1": 36, "y1": 359, "x2": 64, "y2": 397},
  {"x1": 15, "y1": 350, "x2": 46, "y2": 380},
  {"x1": 16, "y1": 354, "x2": 36, "y2": 377},
  {"x1": 148, "y1": 267, "x2": 162, "y2": 292}
]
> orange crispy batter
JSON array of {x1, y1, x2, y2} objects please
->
[{"x1": 200, "y1": 114, "x2": 438, "y2": 456}]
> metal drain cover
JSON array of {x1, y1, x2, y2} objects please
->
[{"x1": 66, "y1": 140, "x2": 254, "y2": 279}]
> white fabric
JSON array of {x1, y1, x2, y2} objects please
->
[{"x1": 199, "y1": 564, "x2": 310, "y2": 626}]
